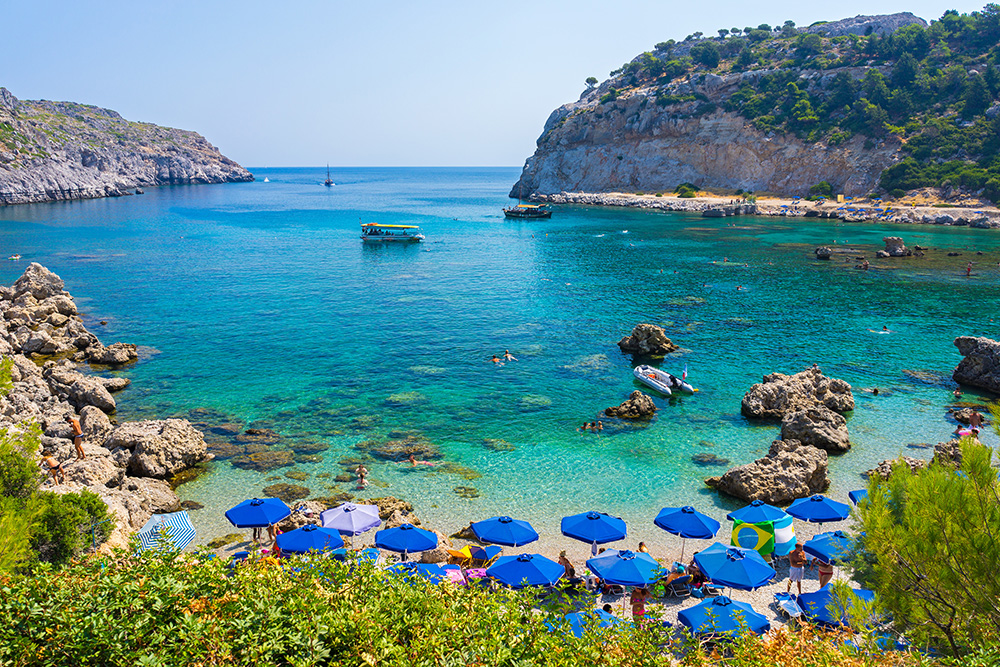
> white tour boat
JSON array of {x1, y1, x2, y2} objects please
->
[
  {"x1": 633, "y1": 365, "x2": 695, "y2": 396},
  {"x1": 360, "y1": 223, "x2": 424, "y2": 243}
]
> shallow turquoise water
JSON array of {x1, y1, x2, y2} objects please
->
[{"x1": 1, "y1": 167, "x2": 998, "y2": 549}]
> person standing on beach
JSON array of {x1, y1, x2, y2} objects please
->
[
  {"x1": 65, "y1": 414, "x2": 84, "y2": 461},
  {"x1": 817, "y1": 559, "x2": 834, "y2": 588},
  {"x1": 787, "y1": 543, "x2": 807, "y2": 595},
  {"x1": 630, "y1": 587, "x2": 650, "y2": 624}
]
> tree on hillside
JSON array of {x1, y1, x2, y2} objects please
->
[
  {"x1": 796, "y1": 33, "x2": 822, "y2": 57},
  {"x1": 718, "y1": 28, "x2": 729, "y2": 39},
  {"x1": 585, "y1": 77, "x2": 598, "y2": 90},
  {"x1": 963, "y1": 74, "x2": 993, "y2": 118},
  {"x1": 730, "y1": 27, "x2": 742, "y2": 36},
  {"x1": 892, "y1": 52, "x2": 919, "y2": 89},
  {"x1": 691, "y1": 41, "x2": 720, "y2": 68},
  {"x1": 781, "y1": 20, "x2": 797, "y2": 38}
]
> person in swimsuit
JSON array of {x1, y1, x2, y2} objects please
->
[
  {"x1": 629, "y1": 587, "x2": 650, "y2": 624},
  {"x1": 65, "y1": 414, "x2": 84, "y2": 461},
  {"x1": 596, "y1": 421, "x2": 603, "y2": 431},
  {"x1": 970, "y1": 410, "x2": 984, "y2": 431},
  {"x1": 787, "y1": 543, "x2": 808, "y2": 595},
  {"x1": 817, "y1": 559, "x2": 835, "y2": 588},
  {"x1": 41, "y1": 451, "x2": 65, "y2": 485},
  {"x1": 490, "y1": 355, "x2": 501, "y2": 364},
  {"x1": 503, "y1": 349, "x2": 517, "y2": 361}
]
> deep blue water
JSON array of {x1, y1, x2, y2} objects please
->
[{"x1": 1, "y1": 167, "x2": 997, "y2": 550}]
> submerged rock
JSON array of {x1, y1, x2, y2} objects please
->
[
  {"x1": 617, "y1": 323, "x2": 679, "y2": 356},
  {"x1": 780, "y1": 405, "x2": 850, "y2": 452},
  {"x1": 364, "y1": 436, "x2": 441, "y2": 462},
  {"x1": 263, "y1": 483, "x2": 310, "y2": 504},
  {"x1": 814, "y1": 247, "x2": 832, "y2": 260},
  {"x1": 691, "y1": 452, "x2": 730, "y2": 466},
  {"x1": 741, "y1": 365, "x2": 854, "y2": 420},
  {"x1": 604, "y1": 391, "x2": 657, "y2": 419},
  {"x1": 87, "y1": 342, "x2": 138, "y2": 366},
  {"x1": 230, "y1": 450, "x2": 295, "y2": 472},
  {"x1": 953, "y1": 336, "x2": 1000, "y2": 394},
  {"x1": 705, "y1": 439, "x2": 829, "y2": 504}
]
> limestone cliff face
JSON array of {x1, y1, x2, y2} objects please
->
[
  {"x1": 513, "y1": 70, "x2": 902, "y2": 198},
  {"x1": 0, "y1": 87, "x2": 253, "y2": 205}
]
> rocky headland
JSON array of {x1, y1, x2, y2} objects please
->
[
  {"x1": 0, "y1": 263, "x2": 212, "y2": 549},
  {"x1": 0, "y1": 87, "x2": 253, "y2": 205}
]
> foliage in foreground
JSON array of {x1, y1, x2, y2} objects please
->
[
  {"x1": 0, "y1": 550, "x2": 928, "y2": 667},
  {"x1": 853, "y1": 437, "x2": 1000, "y2": 659}
]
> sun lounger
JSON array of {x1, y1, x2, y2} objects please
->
[
  {"x1": 667, "y1": 575, "x2": 692, "y2": 598},
  {"x1": 774, "y1": 591, "x2": 804, "y2": 619}
]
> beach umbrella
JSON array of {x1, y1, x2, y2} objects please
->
[
  {"x1": 225, "y1": 498, "x2": 291, "y2": 528},
  {"x1": 471, "y1": 516, "x2": 539, "y2": 547},
  {"x1": 374, "y1": 523, "x2": 438, "y2": 560},
  {"x1": 798, "y1": 584, "x2": 877, "y2": 627},
  {"x1": 547, "y1": 610, "x2": 620, "y2": 638},
  {"x1": 276, "y1": 524, "x2": 345, "y2": 554},
  {"x1": 561, "y1": 511, "x2": 626, "y2": 555},
  {"x1": 486, "y1": 553, "x2": 564, "y2": 589},
  {"x1": 386, "y1": 562, "x2": 450, "y2": 584},
  {"x1": 136, "y1": 511, "x2": 196, "y2": 553},
  {"x1": 848, "y1": 489, "x2": 868, "y2": 505},
  {"x1": 585, "y1": 549, "x2": 663, "y2": 586},
  {"x1": 320, "y1": 503, "x2": 382, "y2": 536},
  {"x1": 787, "y1": 495, "x2": 851, "y2": 523},
  {"x1": 654, "y1": 506, "x2": 721, "y2": 560},
  {"x1": 803, "y1": 530, "x2": 853, "y2": 565},
  {"x1": 726, "y1": 499, "x2": 788, "y2": 524},
  {"x1": 678, "y1": 595, "x2": 771, "y2": 638},
  {"x1": 694, "y1": 542, "x2": 776, "y2": 591}
]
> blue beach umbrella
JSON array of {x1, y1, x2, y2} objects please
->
[
  {"x1": 585, "y1": 549, "x2": 663, "y2": 586},
  {"x1": 136, "y1": 511, "x2": 196, "y2": 553},
  {"x1": 547, "y1": 609, "x2": 621, "y2": 638},
  {"x1": 386, "y1": 562, "x2": 450, "y2": 584},
  {"x1": 487, "y1": 553, "x2": 564, "y2": 589},
  {"x1": 787, "y1": 495, "x2": 851, "y2": 523},
  {"x1": 694, "y1": 542, "x2": 776, "y2": 591},
  {"x1": 374, "y1": 523, "x2": 438, "y2": 560},
  {"x1": 678, "y1": 595, "x2": 771, "y2": 638},
  {"x1": 561, "y1": 511, "x2": 626, "y2": 555},
  {"x1": 848, "y1": 489, "x2": 868, "y2": 505},
  {"x1": 803, "y1": 530, "x2": 853, "y2": 565},
  {"x1": 726, "y1": 499, "x2": 788, "y2": 524},
  {"x1": 276, "y1": 524, "x2": 345, "y2": 554},
  {"x1": 225, "y1": 498, "x2": 292, "y2": 528},
  {"x1": 320, "y1": 503, "x2": 382, "y2": 536},
  {"x1": 798, "y1": 584, "x2": 877, "y2": 627},
  {"x1": 654, "y1": 506, "x2": 721, "y2": 560},
  {"x1": 471, "y1": 516, "x2": 539, "y2": 547}
]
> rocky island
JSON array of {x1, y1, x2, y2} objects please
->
[
  {"x1": 512, "y1": 10, "x2": 1000, "y2": 209},
  {"x1": 0, "y1": 87, "x2": 252, "y2": 205}
]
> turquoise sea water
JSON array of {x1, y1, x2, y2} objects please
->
[{"x1": 1, "y1": 167, "x2": 998, "y2": 551}]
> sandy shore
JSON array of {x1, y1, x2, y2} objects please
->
[{"x1": 531, "y1": 191, "x2": 1000, "y2": 228}]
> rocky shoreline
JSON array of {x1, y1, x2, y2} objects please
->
[
  {"x1": 528, "y1": 191, "x2": 1000, "y2": 229},
  {"x1": 0, "y1": 87, "x2": 253, "y2": 206}
]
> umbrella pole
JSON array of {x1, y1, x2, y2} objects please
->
[{"x1": 680, "y1": 538, "x2": 686, "y2": 563}]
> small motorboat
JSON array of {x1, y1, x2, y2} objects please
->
[{"x1": 633, "y1": 365, "x2": 695, "y2": 396}]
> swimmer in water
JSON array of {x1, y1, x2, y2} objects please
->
[
  {"x1": 491, "y1": 354, "x2": 502, "y2": 364},
  {"x1": 406, "y1": 454, "x2": 436, "y2": 467},
  {"x1": 503, "y1": 349, "x2": 517, "y2": 362},
  {"x1": 736, "y1": 285, "x2": 742, "y2": 291},
  {"x1": 867, "y1": 326, "x2": 890, "y2": 334}
]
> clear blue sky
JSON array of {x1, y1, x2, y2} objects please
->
[{"x1": 1, "y1": 0, "x2": 986, "y2": 167}]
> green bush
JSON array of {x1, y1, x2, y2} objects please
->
[
  {"x1": 808, "y1": 181, "x2": 834, "y2": 197},
  {"x1": 30, "y1": 490, "x2": 111, "y2": 565}
]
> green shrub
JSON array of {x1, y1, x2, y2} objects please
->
[{"x1": 808, "y1": 181, "x2": 834, "y2": 197}]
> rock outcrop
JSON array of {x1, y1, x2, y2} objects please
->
[
  {"x1": 0, "y1": 264, "x2": 212, "y2": 552},
  {"x1": 780, "y1": 406, "x2": 851, "y2": 452},
  {"x1": 804, "y1": 13, "x2": 927, "y2": 37},
  {"x1": 617, "y1": 324, "x2": 678, "y2": 356},
  {"x1": 705, "y1": 439, "x2": 829, "y2": 504},
  {"x1": 604, "y1": 391, "x2": 657, "y2": 419},
  {"x1": 953, "y1": 336, "x2": 1000, "y2": 394},
  {"x1": 1, "y1": 87, "x2": 253, "y2": 206},
  {"x1": 865, "y1": 456, "x2": 927, "y2": 479},
  {"x1": 741, "y1": 366, "x2": 855, "y2": 420},
  {"x1": 882, "y1": 237, "x2": 911, "y2": 257}
]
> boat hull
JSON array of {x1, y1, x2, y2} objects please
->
[
  {"x1": 503, "y1": 209, "x2": 552, "y2": 219},
  {"x1": 633, "y1": 365, "x2": 694, "y2": 395},
  {"x1": 361, "y1": 234, "x2": 423, "y2": 243}
]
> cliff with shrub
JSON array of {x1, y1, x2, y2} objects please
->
[
  {"x1": 0, "y1": 87, "x2": 253, "y2": 205},
  {"x1": 513, "y1": 7, "x2": 1000, "y2": 203}
]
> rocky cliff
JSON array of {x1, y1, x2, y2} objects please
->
[
  {"x1": 0, "y1": 87, "x2": 253, "y2": 205},
  {"x1": 511, "y1": 14, "x2": 933, "y2": 199}
]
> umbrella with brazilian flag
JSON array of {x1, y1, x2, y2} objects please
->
[{"x1": 730, "y1": 515, "x2": 796, "y2": 556}]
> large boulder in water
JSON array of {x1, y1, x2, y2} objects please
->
[
  {"x1": 705, "y1": 439, "x2": 829, "y2": 504},
  {"x1": 617, "y1": 324, "x2": 678, "y2": 356},
  {"x1": 780, "y1": 405, "x2": 850, "y2": 452},
  {"x1": 741, "y1": 365, "x2": 854, "y2": 420},
  {"x1": 883, "y1": 236, "x2": 911, "y2": 257},
  {"x1": 604, "y1": 391, "x2": 657, "y2": 419},
  {"x1": 953, "y1": 336, "x2": 1000, "y2": 394},
  {"x1": 43, "y1": 364, "x2": 117, "y2": 413},
  {"x1": 87, "y1": 342, "x2": 139, "y2": 365}
]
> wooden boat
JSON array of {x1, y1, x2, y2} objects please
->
[
  {"x1": 633, "y1": 365, "x2": 695, "y2": 396},
  {"x1": 503, "y1": 204, "x2": 552, "y2": 219},
  {"x1": 360, "y1": 223, "x2": 424, "y2": 243},
  {"x1": 324, "y1": 164, "x2": 334, "y2": 187}
]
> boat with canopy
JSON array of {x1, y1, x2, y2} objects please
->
[{"x1": 360, "y1": 223, "x2": 424, "y2": 243}]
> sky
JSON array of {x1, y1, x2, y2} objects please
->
[{"x1": 1, "y1": 0, "x2": 988, "y2": 167}]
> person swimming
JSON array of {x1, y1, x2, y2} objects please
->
[
  {"x1": 406, "y1": 453, "x2": 435, "y2": 467},
  {"x1": 490, "y1": 354, "x2": 502, "y2": 364},
  {"x1": 503, "y1": 349, "x2": 517, "y2": 361}
]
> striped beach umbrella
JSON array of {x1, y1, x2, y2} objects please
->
[{"x1": 136, "y1": 511, "x2": 196, "y2": 553}]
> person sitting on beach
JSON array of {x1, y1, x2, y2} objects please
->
[
  {"x1": 41, "y1": 451, "x2": 65, "y2": 485},
  {"x1": 558, "y1": 551, "x2": 581, "y2": 584},
  {"x1": 637, "y1": 542, "x2": 649, "y2": 553},
  {"x1": 503, "y1": 349, "x2": 517, "y2": 362}
]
